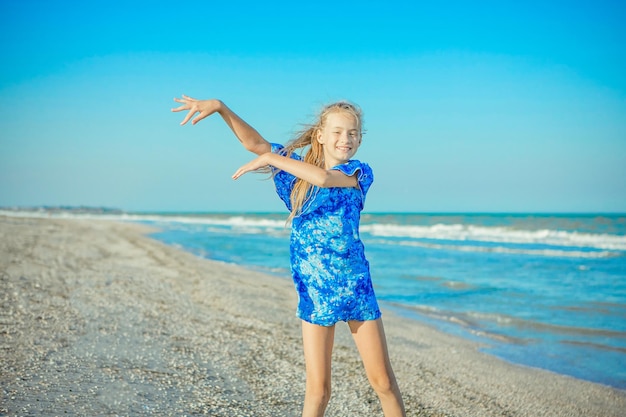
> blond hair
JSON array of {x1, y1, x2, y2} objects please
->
[{"x1": 282, "y1": 101, "x2": 364, "y2": 221}]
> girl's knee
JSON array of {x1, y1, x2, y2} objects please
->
[
  {"x1": 306, "y1": 381, "x2": 332, "y2": 405},
  {"x1": 369, "y1": 372, "x2": 397, "y2": 396}
]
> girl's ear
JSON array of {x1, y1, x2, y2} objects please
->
[{"x1": 316, "y1": 128, "x2": 324, "y2": 144}]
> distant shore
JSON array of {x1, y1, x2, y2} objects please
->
[{"x1": 1, "y1": 215, "x2": 625, "y2": 416}]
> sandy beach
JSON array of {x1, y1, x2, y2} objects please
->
[{"x1": 1, "y1": 215, "x2": 625, "y2": 416}]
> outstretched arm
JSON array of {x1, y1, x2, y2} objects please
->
[
  {"x1": 172, "y1": 95, "x2": 271, "y2": 155},
  {"x1": 232, "y1": 153, "x2": 358, "y2": 188}
]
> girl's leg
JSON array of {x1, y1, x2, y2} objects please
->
[
  {"x1": 348, "y1": 318, "x2": 406, "y2": 417},
  {"x1": 301, "y1": 320, "x2": 336, "y2": 417}
]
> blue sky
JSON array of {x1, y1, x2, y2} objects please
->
[{"x1": 1, "y1": 0, "x2": 625, "y2": 213}]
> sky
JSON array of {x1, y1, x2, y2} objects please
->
[{"x1": 1, "y1": 0, "x2": 625, "y2": 213}]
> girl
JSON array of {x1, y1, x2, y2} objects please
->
[{"x1": 172, "y1": 95, "x2": 406, "y2": 417}]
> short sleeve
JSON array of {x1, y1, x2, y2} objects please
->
[
  {"x1": 332, "y1": 160, "x2": 374, "y2": 198},
  {"x1": 270, "y1": 143, "x2": 299, "y2": 210}
]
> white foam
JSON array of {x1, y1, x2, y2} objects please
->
[
  {"x1": 368, "y1": 238, "x2": 616, "y2": 258},
  {"x1": 3, "y1": 210, "x2": 624, "y2": 254},
  {"x1": 0, "y1": 210, "x2": 287, "y2": 230},
  {"x1": 362, "y1": 223, "x2": 626, "y2": 251}
]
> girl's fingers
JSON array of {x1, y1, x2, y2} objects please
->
[
  {"x1": 232, "y1": 169, "x2": 244, "y2": 179},
  {"x1": 233, "y1": 165, "x2": 254, "y2": 179},
  {"x1": 180, "y1": 111, "x2": 196, "y2": 125},
  {"x1": 172, "y1": 96, "x2": 193, "y2": 113},
  {"x1": 191, "y1": 111, "x2": 208, "y2": 125},
  {"x1": 171, "y1": 104, "x2": 188, "y2": 112},
  {"x1": 172, "y1": 95, "x2": 196, "y2": 109},
  {"x1": 173, "y1": 96, "x2": 192, "y2": 105},
  {"x1": 173, "y1": 95, "x2": 216, "y2": 125}
]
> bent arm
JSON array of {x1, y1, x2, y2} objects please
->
[
  {"x1": 233, "y1": 153, "x2": 358, "y2": 188},
  {"x1": 172, "y1": 95, "x2": 270, "y2": 155}
]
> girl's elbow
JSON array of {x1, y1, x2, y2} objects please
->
[
  {"x1": 242, "y1": 142, "x2": 257, "y2": 153},
  {"x1": 247, "y1": 141, "x2": 271, "y2": 155},
  {"x1": 317, "y1": 172, "x2": 336, "y2": 188},
  {"x1": 318, "y1": 171, "x2": 358, "y2": 188}
]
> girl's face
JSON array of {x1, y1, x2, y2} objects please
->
[{"x1": 317, "y1": 111, "x2": 362, "y2": 168}]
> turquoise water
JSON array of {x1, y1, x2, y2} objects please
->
[{"x1": 92, "y1": 211, "x2": 626, "y2": 389}]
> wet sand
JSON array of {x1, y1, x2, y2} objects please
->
[{"x1": 1, "y1": 215, "x2": 625, "y2": 416}]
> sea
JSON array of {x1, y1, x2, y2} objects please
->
[{"x1": 3, "y1": 209, "x2": 626, "y2": 389}]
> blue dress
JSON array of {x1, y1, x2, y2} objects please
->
[{"x1": 271, "y1": 143, "x2": 381, "y2": 326}]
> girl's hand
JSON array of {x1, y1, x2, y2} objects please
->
[
  {"x1": 232, "y1": 153, "x2": 270, "y2": 180},
  {"x1": 171, "y1": 95, "x2": 222, "y2": 125}
]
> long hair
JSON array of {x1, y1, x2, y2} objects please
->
[{"x1": 282, "y1": 101, "x2": 364, "y2": 222}]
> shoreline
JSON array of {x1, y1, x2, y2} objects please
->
[{"x1": 1, "y1": 215, "x2": 625, "y2": 416}]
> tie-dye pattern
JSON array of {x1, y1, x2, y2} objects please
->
[{"x1": 271, "y1": 143, "x2": 381, "y2": 326}]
